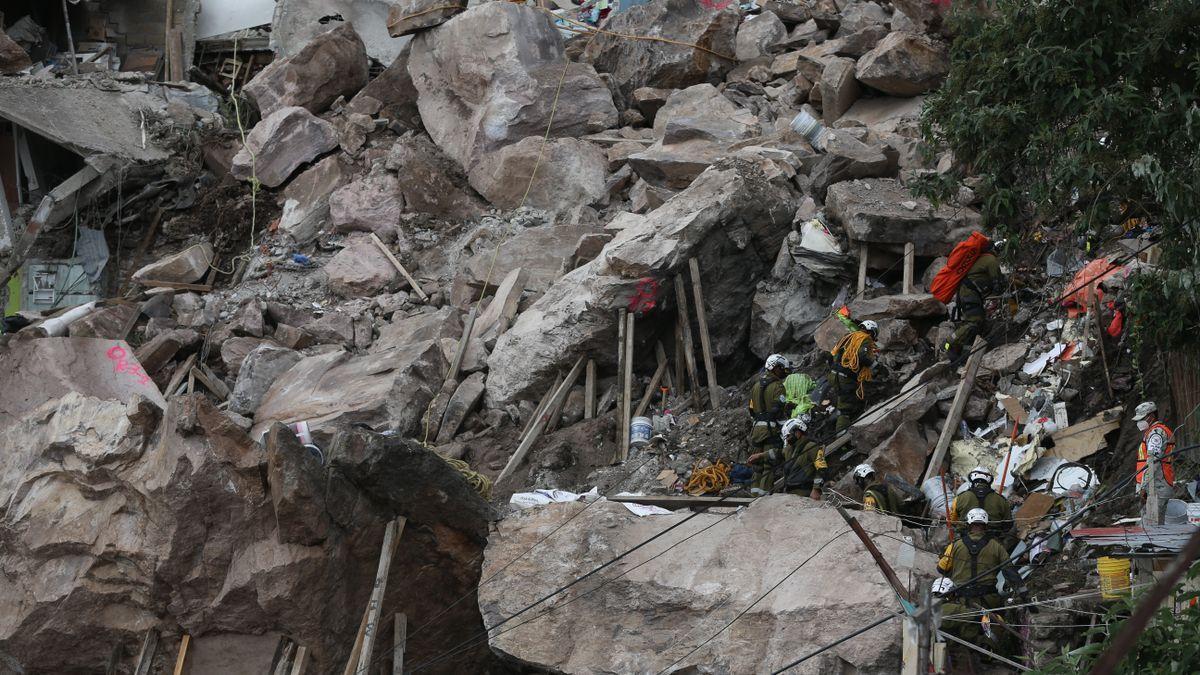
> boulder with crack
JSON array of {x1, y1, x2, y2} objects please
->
[
  {"x1": 232, "y1": 107, "x2": 338, "y2": 188},
  {"x1": 244, "y1": 23, "x2": 369, "y2": 117},
  {"x1": 407, "y1": 2, "x2": 617, "y2": 170},
  {"x1": 480, "y1": 497, "x2": 933, "y2": 673},
  {"x1": 486, "y1": 159, "x2": 797, "y2": 406}
]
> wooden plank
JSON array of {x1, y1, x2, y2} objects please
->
[
  {"x1": 607, "y1": 494, "x2": 755, "y2": 509},
  {"x1": 272, "y1": 641, "x2": 295, "y2": 675},
  {"x1": 369, "y1": 233, "x2": 428, "y2": 301},
  {"x1": 190, "y1": 364, "x2": 229, "y2": 401},
  {"x1": 674, "y1": 276, "x2": 702, "y2": 409},
  {"x1": 172, "y1": 635, "x2": 190, "y2": 675},
  {"x1": 616, "y1": 308, "x2": 627, "y2": 443},
  {"x1": 688, "y1": 258, "x2": 721, "y2": 411},
  {"x1": 168, "y1": 28, "x2": 186, "y2": 81},
  {"x1": 497, "y1": 356, "x2": 587, "y2": 485},
  {"x1": 922, "y1": 336, "x2": 987, "y2": 484},
  {"x1": 633, "y1": 358, "x2": 668, "y2": 419},
  {"x1": 445, "y1": 305, "x2": 478, "y2": 384},
  {"x1": 136, "y1": 279, "x2": 213, "y2": 292},
  {"x1": 521, "y1": 375, "x2": 561, "y2": 441},
  {"x1": 164, "y1": 353, "x2": 197, "y2": 398},
  {"x1": 673, "y1": 320, "x2": 686, "y2": 400},
  {"x1": 355, "y1": 517, "x2": 407, "y2": 675},
  {"x1": 1090, "y1": 294, "x2": 1114, "y2": 400},
  {"x1": 903, "y1": 242, "x2": 915, "y2": 294},
  {"x1": 133, "y1": 630, "x2": 159, "y2": 675},
  {"x1": 655, "y1": 340, "x2": 673, "y2": 394},
  {"x1": 341, "y1": 609, "x2": 369, "y2": 675},
  {"x1": 857, "y1": 242, "x2": 869, "y2": 294},
  {"x1": 392, "y1": 613, "x2": 407, "y2": 675},
  {"x1": 620, "y1": 311, "x2": 635, "y2": 460},
  {"x1": 584, "y1": 359, "x2": 596, "y2": 420},
  {"x1": 289, "y1": 646, "x2": 308, "y2": 675}
]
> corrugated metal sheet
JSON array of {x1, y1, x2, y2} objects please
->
[{"x1": 1070, "y1": 524, "x2": 1198, "y2": 553}]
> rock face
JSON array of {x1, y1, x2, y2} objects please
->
[
  {"x1": 351, "y1": 45, "x2": 421, "y2": 129},
  {"x1": 244, "y1": 23, "x2": 369, "y2": 117},
  {"x1": 581, "y1": 0, "x2": 739, "y2": 100},
  {"x1": 252, "y1": 341, "x2": 447, "y2": 439},
  {"x1": 468, "y1": 137, "x2": 609, "y2": 212},
  {"x1": 750, "y1": 252, "x2": 829, "y2": 358},
  {"x1": 229, "y1": 344, "x2": 303, "y2": 415},
  {"x1": 481, "y1": 497, "x2": 933, "y2": 673},
  {"x1": 408, "y1": 2, "x2": 617, "y2": 170},
  {"x1": 735, "y1": 11, "x2": 787, "y2": 61},
  {"x1": 232, "y1": 107, "x2": 338, "y2": 188},
  {"x1": 133, "y1": 242, "x2": 214, "y2": 284},
  {"x1": 486, "y1": 159, "x2": 797, "y2": 406},
  {"x1": 0, "y1": 391, "x2": 493, "y2": 673},
  {"x1": 825, "y1": 178, "x2": 980, "y2": 255},
  {"x1": 855, "y1": 31, "x2": 949, "y2": 96}
]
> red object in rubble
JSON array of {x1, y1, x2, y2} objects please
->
[
  {"x1": 628, "y1": 278, "x2": 661, "y2": 314},
  {"x1": 930, "y1": 231, "x2": 990, "y2": 303},
  {"x1": 1107, "y1": 309, "x2": 1124, "y2": 337}
]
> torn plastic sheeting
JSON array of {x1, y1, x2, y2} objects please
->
[
  {"x1": 789, "y1": 219, "x2": 848, "y2": 277},
  {"x1": 1027, "y1": 457, "x2": 1098, "y2": 496},
  {"x1": 1022, "y1": 343, "x2": 1066, "y2": 376},
  {"x1": 1062, "y1": 257, "x2": 1126, "y2": 312},
  {"x1": 509, "y1": 487, "x2": 599, "y2": 509}
]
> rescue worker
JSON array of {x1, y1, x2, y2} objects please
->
[
  {"x1": 1134, "y1": 401, "x2": 1174, "y2": 525},
  {"x1": 854, "y1": 464, "x2": 899, "y2": 515},
  {"x1": 937, "y1": 509, "x2": 1015, "y2": 621},
  {"x1": 747, "y1": 417, "x2": 826, "y2": 500},
  {"x1": 829, "y1": 320, "x2": 878, "y2": 432},
  {"x1": 747, "y1": 354, "x2": 790, "y2": 494},
  {"x1": 945, "y1": 239, "x2": 1005, "y2": 362},
  {"x1": 950, "y1": 467, "x2": 1013, "y2": 545},
  {"x1": 930, "y1": 578, "x2": 976, "y2": 644}
]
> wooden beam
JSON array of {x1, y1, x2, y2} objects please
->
[
  {"x1": 902, "y1": 242, "x2": 915, "y2": 295},
  {"x1": 688, "y1": 258, "x2": 721, "y2": 411},
  {"x1": 521, "y1": 375, "x2": 561, "y2": 441},
  {"x1": 190, "y1": 365, "x2": 229, "y2": 400},
  {"x1": 369, "y1": 233, "x2": 428, "y2": 301},
  {"x1": 355, "y1": 517, "x2": 406, "y2": 675},
  {"x1": 836, "y1": 505, "x2": 913, "y2": 604},
  {"x1": 136, "y1": 279, "x2": 212, "y2": 292},
  {"x1": 289, "y1": 646, "x2": 308, "y2": 675},
  {"x1": 674, "y1": 276, "x2": 702, "y2": 409},
  {"x1": 445, "y1": 305, "x2": 478, "y2": 384},
  {"x1": 271, "y1": 641, "x2": 295, "y2": 675},
  {"x1": 497, "y1": 356, "x2": 587, "y2": 485},
  {"x1": 922, "y1": 336, "x2": 987, "y2": 484},
  {"x1": 633, "y1": 358, "x2": 668, "y2": 419},
  {"x1": 655, "y1": 340, "x2": 673, "y2": 394},
  {"x1": 392, "y1": 614, "x2": 407, "y2": 675},
  {"x1": 673, "y1": 319, "x2": 686, "y2": 400},
  {"x1": 620, "y1": 311, "x2": 635, "y2": 460},
  {"x1": 172, "y1": 635, "x2": 190, "y2": 675},
  {"x1": 584, "y1": 359, "x2": 596, "y2": 420},
  {"x1": 133, "y1": 630, "x2": 159, "y2": 675},
  {"x1": 607, "y1": 494, "x2": 755, "y2": 509},
  {"x1": 120, "y1": 207, "x2": 164, "y2": 296},
  {"x1": 164, "y1": 353, "x2": 197, "y2": 398},
  {"x1": 616, "y1": 308, "x2": 627, "y2": 443},
  {"x1": 857, "y1": 242, "x2": 869, "y2": 294}
]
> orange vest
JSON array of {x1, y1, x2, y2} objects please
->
[{"x1": 1136, "y1": 422, "x2": 1175, "y2": 486}]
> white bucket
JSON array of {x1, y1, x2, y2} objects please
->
[
  {"x1": 789, "y1": 110, "x2": 828, "y2": 150},
  {"x1": 630, "y1": 416, "x2": 653, "y2": 448},
  {"x1": 1187, "y1": 502, "x2": 1200, "y2": 526}
]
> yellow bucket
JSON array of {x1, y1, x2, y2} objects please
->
[{"x1": 1098, "y1": 557, "x2": 1131, "y2": 599}]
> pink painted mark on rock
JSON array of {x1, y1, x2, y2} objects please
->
[
  {"x1": 106, "y1": 344, "x2": 152, "y2": 386},
  {"x1": 698, "y1": 0, "x2": 734, "y2": 9}
]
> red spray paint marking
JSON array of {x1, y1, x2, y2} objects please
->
[
  {"x1": 698, "y1": 0, "x2": 734, "y2": 9},
  {"x1": 106, "y1": 344, "x2": 152, "y2": 386}
]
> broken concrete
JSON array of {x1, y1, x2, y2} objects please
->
[
  {"x1": 231, "y1": 107, "x2": 338, "y2": 188},
  {"x1": 244, "y1": 22, "x2": 369, "y2": 117}
]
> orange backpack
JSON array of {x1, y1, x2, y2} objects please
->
[{"x1": 930, "y1": 232, "x2": 990, "y2": 303}]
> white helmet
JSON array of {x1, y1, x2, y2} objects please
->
[
  {"x1": 931, "y1": 577, "x2": 955, "y2": 596},
  {"x1": 968, "y1": 467, "x2": 994, "y2": 485},
  {"x1": 780, "y1": 417, "x2": 807, "y2": 440},
  {"x1": 1133, "y1": 401, "x2": 1157, "y2": 421},
  {"x1": 966, "y1": 508, "x2": 989, "y2": 525},
  {"x1": 861, "y1": 320, "x2": 879, "y2": 334},
  {"x1": 853, "y1": 464, "x2": 876, "y2": 480},
  {"x1": 765, "y1": 354, "x2": 790, "y2": 371}
]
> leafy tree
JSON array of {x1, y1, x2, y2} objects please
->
[{"x1": 917, "y1": 0, "x2": 1200, "y2": 348}]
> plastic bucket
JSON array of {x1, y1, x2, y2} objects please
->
[
  {"x1": 1097, "y1": 557, "x2": 1131, "y2": 599},
  {"x1": 789, "y1": 110, "x2": 828, "y2": 149},
  {"x1": 630, "y1": 416, "x2": 653, "y2": 448},
  {"x1": 1187, "y1": 502, "x2": 1200, "y2": 526}
]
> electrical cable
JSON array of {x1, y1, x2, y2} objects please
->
[{"x1": 769, "y1": 612, "x2": 903, "y2": 674}]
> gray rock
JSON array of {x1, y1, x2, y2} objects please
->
[
  {"x1": 279, "y1": 156, "x2": 351, "y2": 243},
  {"x1": 825, "y1": 178, "x2": 981, "y2": 256},
  {"x1": 373, "y1": 306, "x2": 464, "y2": 354},
  {"x1": 835, "y1": 24, "x2": 890, "y2": 58},
  {"x1": 850, "y1": 375, "x2": 939, "y2": 449},
  {"x1": 837, "y1": 1, "x2": 890, "y2": 35},
  {"x1": 350, "y1": 43, "x2": 420, "y2": 129},
  {"x1": 819, "y1": 56, "x2": 860, "y2": 121},
  {"x1": 232, "y1": 107, "x2": 338, "y2": 188},
  {"x1": 387, "y1": 0, "x2": 466, "y2": 37},
  {"x1": 631, "y1": 87, "x2": 674, "y2": 124},
  {"x1": 750, "y1": 256, "x2": 828, "y2": 358},
  {"x1": 981, "y1": 343, "x2": 1028, "y2": 375},
  {"x1": 328, "y1": 172, "x2": 404, "y2": 234},
  {"x1": 305, "y1": 312, "x2": 356, "y2": 346},
  {"x1": 468, "y1": 137, "x2": 609, "y2": 212},
  {"x1": 735, "y1": 11, "x2": 787, "y2": 61},
  {"x1": 850, "y1": 293, "x2": 947, "y2": 320},
  {"x1": 244, "y1": 23, "x2": 369, "y2": 117},
  {"x1": 133, "y1": 328, "x2": 201, "y2": 375},
  {"x1": 453, "y1": 224, "x2": 598, "y2": 305},
  {"x1": 322, "y1": 235, "x2": 399, "y2": 298},
  {"x1": 132, "y1": 242, "x2": 214, "y2": 284},
  {"x1": 384, "y1": 134, "x2": 485, "y2": 219},
  {"x1": 408, "y1": 2, "x2": 617, "y2": 170},
  {"x1": 808, "y1": 130, "x2": 896, "y2": 198},
  {"x1": 481, "y1": 498, "x2": 933, "y2": 673},
  {"x1": 265, "y1": 423, "x2": 329, "y2": 545},
  {"x1": 855, "y1": 31, "x2": 948, "y2": 96},
  {"x1": 436, "y1": 372, "x2": 487, "y2": 443},
  {"x1": 230, "y1": 344, "x2": 304, "y2": 416},
  {"x1": 581, "y1": 0, "x2": 738, "y2": 100}
]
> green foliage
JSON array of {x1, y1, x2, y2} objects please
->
[
  {"x1": 1033, "y1": 564, "x2": 1200, "y2": 673},
  {"x1": 917, "y1": 0, "x2": 1200, "y2": 347}
]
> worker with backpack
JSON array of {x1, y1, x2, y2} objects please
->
[{"x1": 931, "y1": 233, "x2": 1006, "y2": 362}]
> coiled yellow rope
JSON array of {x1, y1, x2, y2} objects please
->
[
  {"x1": 832, "y1": 330, "x2": 875, "y2": 399},
  {"x1": 685, "y1": 460, "x2": 731, "y2": 496},
  {"x1": 442, "y1": 455, "x2": 493, "y2": 500}
]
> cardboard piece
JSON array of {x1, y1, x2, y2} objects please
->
[
  {"x1": 1014, "y1": 492, "x2": 1057, "y2": 537},
  {"x1": 1047, "y1": 407, "x2": 1122, "y2": 462}
]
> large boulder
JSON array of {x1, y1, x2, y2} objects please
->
[
  {"x1": 486, "y1": 159, "x2": 797, "y2": 406},
  {"x1": 349, "y1": 44, "x2": 420, "y2": 129},
  {"x1": 735, "y1": 11, "x2": 787, "y2": 61},
  {"x1": 323, "y1": 235, "x2": 399, "y2": 298},
  {"x1": 407, "y1": 2, "x2": 617, "y2": 170},
  {"x1": 581, "y1": 0, "x2": 738, "y2": 100},
  {"x1": 387, "y1": 0, "x2": 466, "y2": 37},
  {"x1": 133, "y1": 242, "x2": 214, "y2": 284},
  {"x1": 481, "y1": 497, "x2": 933, "y2": 673},
  {"x1": 244, "y1": 23, "x2": 369, "y2": 117},
  {"x1": 278, "y1": 155, "x2": 352, "y2": 243},
  {"x1": 328, "y1": 172, "x2": 404, "y2": 234},
  {"x1": 251, "y1": 341, "x2": 447, "y2": 439},
  {"x1": 229, "y1": 344, "x2": 303, "y2": 415},
  {"x1": 451, "y1": 223, "x2": 597, "y2": 305},
  {"x1": 372, "y1": 306, "x2": 464, "y2": 354},
  {"x1": 232, "y1": 107, "x2": 338, "y2": 188},
  {"x1": 468, "y1": 137, "x2": 608, "y2": 212},
  {"x1": 750, "y1": 251, "x2": 829, "y2": 358},
  {"x1": 384, "y1": 134, "x2": 486, "y2": 219},
  {"x1": 825, "y1": 178, "x2": 981, "y2": 256},
  {"x1": 819, "y1": 56, "x2": 860, "y2": 121},
  {"x1": 855, "y1": 31, "x2": 948, "y2": 96}
]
